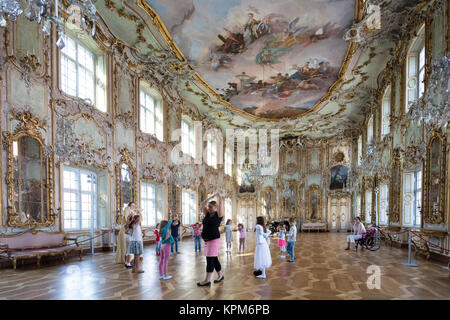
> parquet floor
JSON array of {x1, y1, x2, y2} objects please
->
[{"x1": 0, "y1": 232, "x2": 449, "y2": 300}]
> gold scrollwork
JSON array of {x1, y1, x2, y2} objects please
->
[
  {"x1": 423, "y1": 130, "x2": 446, "y2": 225},
  {"x1": 2, "y1": 112, "x2": 56, "y2": 229},
  {"x1": 306, "y1": 184, "x2": 322, "y2": 222},
  {"x1": 389, "y1": 149, "x2": 402, "y2": 224},
  {"x1": 115, "y1": 148, "x2": 138, "y2": 224}
]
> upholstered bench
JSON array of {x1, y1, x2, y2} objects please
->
[
  {"x1": 0, "y1": 231, "x2": 83, "y2": 269},
  {"x1": 301, "y1": 222, "x2": 327, "y2": 232}
]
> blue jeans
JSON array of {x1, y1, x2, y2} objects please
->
[
  {"x1": 286, "y1": 241, "x2": 295, "y2": 260},
  {"x1": 194, "y1": 235, "x2": 202, "y2": 251},
  {"x1": 171, "y1": 236, "x2": 179, "y2": 253},
  {"x1": 156, "y1": 241, "x2": 161, "y2": 255}
]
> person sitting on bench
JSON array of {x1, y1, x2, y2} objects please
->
[{"x1": 345, "y1": 217, "x2": 366, "y2": 250}]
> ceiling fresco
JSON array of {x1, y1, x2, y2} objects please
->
[{"x1": 146, "y1": 0, "x2": 356, "y2": 119}]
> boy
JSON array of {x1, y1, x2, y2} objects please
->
[{"x1": 286, "y1": 218, "x2": 297, "y2": 262}]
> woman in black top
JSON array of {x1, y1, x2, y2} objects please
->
[{"x1": 197, "y1": 193, "x2": 224, "y2": 286}]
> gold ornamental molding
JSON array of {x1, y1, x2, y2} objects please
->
[{"x1": 136, "y1": 0, "x2": 363, "y2": 122}]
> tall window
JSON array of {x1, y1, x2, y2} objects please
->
[
  {"x1": 224, "y1": 148, "x2": 232, "y2": 176},
  {"x1": 182, "y1": 189, "x2": 196, "y2": 225},
  {"x1": 381, "y1": 86, "x2": 391, "y2": 138},
  {"x1": 63, "y1": 167, "x2": 97, "y2": 230},
  {"x1": 405, "y1": 25, "x2": 425, "y2": 113},
  {"x1": 365, "y1": 190, "x2": 372, "y2": 224},
  {"x1": 403, "y1": 170, "x2": 422, "y2": 227},
  {"x1": 206, "y1": 135, "x2": 217, "y2": 168},
  {"x1": 140, "y1": 85, "x2": 164, "y2": 141},
  {"x1": 225, "y1": 198, "x2": 232, "y2": 222},
  {"x1": 140, "y1": 181, "x2": 164, "y2": 227},
  {"x1": 379, "y1": 183, "x2": 389, "y2": 225},
  {"x1": 60, "y1": 34, "x2": 106, "y2": 112},
  {"x1": 356, "y1": 194, "x2": 361, "y2": 217},
  {"x1": 357, "y1": 136, "x2": 362, "y2": 166},
  {"x1": 367, "y1": 115, "x2": 374, "y2": 143},
  {"x1": 181, "y1": 118, "x2": 195, "y2": 158}
]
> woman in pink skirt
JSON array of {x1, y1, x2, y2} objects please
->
[{"x1": 197, "y1": 193, "x2": 224, "y2": 287}]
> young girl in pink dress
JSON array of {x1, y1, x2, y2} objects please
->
[
  {"x1": 277, "y1": 224, "x2": 287, "y2": 258},
  {"x1": 238, "y1": 223, "x2": 246, "y2": 253}
]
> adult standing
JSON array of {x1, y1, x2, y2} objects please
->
[
  {"x1": 170, "y1": 215, "x2": 181, "y2": 254},
  {"x1": 197, "y1": 193, "x2": 224, "y2": 286},
  {"x1": 115, "y1": 202, "x2": 139, "y2": 266}
]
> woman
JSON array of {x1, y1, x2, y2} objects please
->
[
  {"x1": 197, "y1": 193, "x2": 224, "y2": 287},
  {"x1": 115, "y1": 202, "x2": 140, "y2": 267},
  {"x1": 254, "y1": 216, "x2": 272, "y2": 279},
  {"x1": 345, "y1": 217, "x2": 366, "y2": 250}
]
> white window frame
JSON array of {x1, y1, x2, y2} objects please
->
[
  {"x1": 367, "y1": 115, "x2": 374, "y2": 143},
  {"x1": 63, "y1": 167, "x2": 98, "y2": 231},
  {"x1": 224, "y1": 147, "x2": 233, "y2": 176},
  {"x1": 140, "y1": 181, "x2": 164, "y2": 227},
  {"x1": 182, "y1": 189, "x2": 197, "y2": 225},
  {"x1": 403, "y1": 170, "x2": 422, "y2": 227},
  {"x1": 379, "y1": 183, "x2": 389, "y2": 225},
  {"x1": 405, "y1": 25, "x2": 425, "y2": 113},
  {"x1": 365, "y1": 190, "x2": 372, "y2": 224},
  {"x1": 139, "y1": 85, "x2": 164, "y2": 141},
  {"x1": 357, "y1": 136, "x2": 363, "y2": 166},
  {"x1": 60, "y1": 33, "x2": 107, "y2": 112},
  {"x1": 206, "y1": 135, "x2": 217, "y2": 168},
  {"x1": 181, "y1": 117, "x2": 196, "y2": 158},
  {"x1": 225, "y1": 198, "x2": 232, "y2": 222},
  {"x1": 381, "y1": 86, "x2": 391, "y2": 138}
]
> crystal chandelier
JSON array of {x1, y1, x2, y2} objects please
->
[
  {"x1": 0, "y1": 0, "x2": 98, "y2": 49},
  {"x1": 249, "y1": 144, "x2": 277, "y2": 183},
  {"x1": 358, "y1": 139, "x2": 381, "y2": 177},
  {"x1": 409, "y1": 54, "x2": 450, "y2": 130}
]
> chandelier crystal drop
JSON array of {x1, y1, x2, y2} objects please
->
[{"x1": 0, "y1": 0, "x2": 98, "y2": 48}]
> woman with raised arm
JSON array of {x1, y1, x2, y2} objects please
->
[{"x1": 197, "y1": 193, "x2": 224, "y2": 286}]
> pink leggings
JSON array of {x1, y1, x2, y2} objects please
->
[{"x1": 159, "y1": 244, "x2": 171, "y2": 275}]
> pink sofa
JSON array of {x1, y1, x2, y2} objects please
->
[{"x1": 0, "y1": 231, "x2": 83, "y2": 269}]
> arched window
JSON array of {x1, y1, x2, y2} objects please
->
[
  {"x1": 139, "y1": 83, "x2": 164, "y2": 141},
  {"x1": 367, "y1": 115, "x2": 374, "y2": 143},
  {"x1": 381, "y1": 86, "x2": 391, "y2": 138},
  {"x1": 402, "y1": 170, "x2": 422, "y2": 227},
  {"x1": 379, "y1": 183, "x2": 389, "y2": 225},
  {"x1": 405, "y1": 24, "x2": 425, "y2": 113}
]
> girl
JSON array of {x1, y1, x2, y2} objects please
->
[
  {"x1": 128, "y1": 215, "x2": 144, "y2": 273},
  {"x1": 238, "y1": 223, "x2": 246, "y2": 253},
  {"x1": 197, "y1": 193, "x2": 224, "y2": 286},
  {"x1": 254, "y1": 216, "x2": 272, "y2": 279},
  {"x1": 192, "y1": 222, "x2": 203, "y2": 252},
  {"x1": 225, "y1": 219, "x2": 233, "y2": 252},
  {"x1": 278, "y1": 224, "x2": 287, "y2": 258},
  {"x1": 159, "y1": 220, "x2": 174, "y2": 280},
  {"x1": 154, "y1": 223, "x2": 161, "y2": 257}
]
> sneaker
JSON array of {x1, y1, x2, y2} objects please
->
[
  {"x1": 256, "y1": 275, "x2": 266, "y2": 279},
  {"x1": 287, "y1": 260, "x2": 294, "y2": 262},
  {"x1": 159, "y1": 275, "x2": 164, "y2": 279},
  {"x1": 280, "y1": 255, "x2": 286, "y2": 258},
  {"x1": 163, "y1": 275, "x2": 172, "y2": 280}
]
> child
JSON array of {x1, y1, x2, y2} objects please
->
[
  {"x1": 254, "y1": 216, "x2": 272, "y2": 279},
  {"x1": 192, "y1": 222, "x2": 203, "y2": 252},
  {"x1": 225, "y1": 219, "x2": 233, "y2": 252},
  {"x1": 265, "y1": 223, "x2": 272, "y2": 246},
  {"x1": 278, "y1": 224, "x2": 287, "y2": 258},
  {"x1": 128, "y1": 215, "x2": 144, "y2": 273},
  {"x1": 238, "y1": 223, "x2": 246, "y2": 253},
  {"x1": 154, "y1": 223, "x2": 161, "y2": 257},
  {"x1": 159, "y1": 220, "x2": 174, "y2": 280},
  {"x1": 170, "y1": 216, "x2": 180, "y2": 254},
  {"x1": 286, "y1": 218, "x2": 297, "y2": 262}
]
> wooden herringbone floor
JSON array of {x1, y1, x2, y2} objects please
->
[{"x1": 0, "y1": 232, "x2": 449, "y2": 300}]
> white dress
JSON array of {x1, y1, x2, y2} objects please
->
[{"x1": 254, "y1": 225, "x2": 272, "y2": 270}]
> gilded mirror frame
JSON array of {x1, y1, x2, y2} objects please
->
[
  {"x1": 306, "y1": 184, "x2": 322, "y2": 222},
  {"x1": 260, "y1": 186, "x2": 276, "y2": 221},
  {"x1": 423, "y1": 131, "x2": 446, "y2": 225},
  {"x1": 115, "y1": 148, "x2": 138, "y2": 223},
  {"x1": 2, "y1": 112, "x2": 55, "y2": 228}
]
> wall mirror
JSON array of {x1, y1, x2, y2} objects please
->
[
  {"x1": 115, "y1": 148, "x2": 137, "y2": 222},
  {"x1": 2, "y1": 112, "x2": 55, "y2": 228},
  {"x1": 424, "y1": 133, "x2": 446, "y2": 224},
  {"x1": 261, "y1": 187, "x2": 276, "y2": 220},
  {"x1": 306, "y1": 184, "x2": 322, "y2": 221}
]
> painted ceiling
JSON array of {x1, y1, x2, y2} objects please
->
[
  {"x1": 146, "y1": 0, "x2": 355, "y2": 119},
  {"x1": 94, "y1": 0, "x2": 415, "y2": 139}
]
